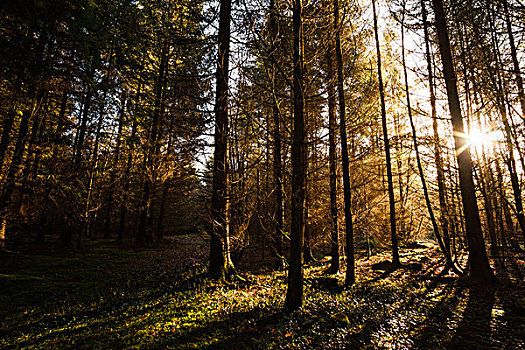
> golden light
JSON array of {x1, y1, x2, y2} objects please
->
[
  {"x1": 468, "y1": 129, "x2": 488, "y2": 151},
  {"x1": 454, "y1": 127, "x2": 502, "y2": 155}
]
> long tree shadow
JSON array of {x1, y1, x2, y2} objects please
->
[
  {"x1": 447, "y1": 285, "x2": 495, "y2": 349},
  {"x1": 410, "y1": 283, "x2": 466, "y2": 348},
  {"x1": 492, "y1": 282, "x2": 525, "y2": 348},
  {"x1": 145, "y1": 309, "x2": 283, "y2": 349}
]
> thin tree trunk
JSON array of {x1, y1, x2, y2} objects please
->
[
  {"x1": 1, "y1": 111, "x2": 31, "y2": 203},
  {"x1": 503, "y1": 0, "x2": 525, "y2": 119},
  {"x1": 285, "y1": 0, "x2": 305, "y2": 311},
  {"x1": 332, "y1": 0, "x2": 355, "y2": 286},
  {"x1": 117, "y1": 84, "x2": 141, "y2": 244},
  {"x1": 0, "y1": 111, "x2": 31, "y2": 247},
  {"x1": 104, "y1": 94, "x2": 126, "y2": 239},
  {"x1": 117, "y1": 116, "x2": 137, "y2": 244},
  {"x1": 74, "y1": 90, "x2": 92, "y2": 166},
  {"x1": 137, "y1": 42, "x2": 168, "y2": 245},
  {"x1": 326, "y1": 35, "x2": 340, "y2": 274},
  {"x1": 482, "y1": 0, "x2": 525, "y2": 244},
  {"x1": 373, "y1": 0, "x2": 399, "y2": 266},
  {"x1": 269, "y1": 0, "x2": 285, "y2": 269},
  {"x1": 303, "y1": 110, "x2": 314, "y2": 263},
  {"x1": 0, "y1": 112, "x2": 15, "y2": 171},
  {"x1": 402, "y1": 9, "x2": 462, "y2": 275},
  {"x1": 431, "y1": 0, "x2": 494, "y2": 283},
  {"x1": 156, "y1": 126, "x2": 174, "y2": 240}
]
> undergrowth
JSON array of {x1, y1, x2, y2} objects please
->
[{"x1": 1, "y1": 237, "x2": 524, "y2": 349}]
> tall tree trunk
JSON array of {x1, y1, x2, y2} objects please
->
[
  {"x1": 285, "y1": 0, "x2": 305, "y2": 311},
  {"x1": 156, "y1": 121, "x2": 174, "y2": 240},
  {"x1": 503, "y1": 0, "x2": 525, "y2": 119},
  {"x1": 326, "y1": 36, "x2": 340, "y2": 274},
  {"x1": 269, "y1": 0, "x2": 285, "y2": 269},
  {"x1": 403, "y1": 7, "x2": 461, "y2": 275},
  {"x1": 303, "y1": 110, "x2": 314, "y2": 263},
  {"x1": 333, "y1": 0, "x2": 355, "y2": 286},
  {"x1": 136, "y1": 42, "x2": 168, "y2": 245},
  {"x1": 496, "y1": 161, "x2": 521, "y2": 250},
  {"x1": 1, "y1": 111, "x2": 31, "y2": 203},
  {"x1": 209, "y1": 0, "x2": 235, "y2": 280},
  {"x1": 73, "y1": 90, "x2": 92, "y2": 166},
  {"x1": 431, "y1": 0, "x2": 494, "y2": 283},
  {"x1": 104, "y1": 94, "x2": 126, "y2": 239},
  {"x1": 78, "y1": 109, "x2": 104, "y2": 247},
  {"x1": 0, "y1": 111, "x2": 31, "y2": 247},
  {"x1": 117, "y1": 116, "x2": 137, "y2": 245},
  {"x1": 373, "y1": 0, "x2": 399, "y2": 266}
]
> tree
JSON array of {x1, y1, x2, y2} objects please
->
[
  {"x1": 431, "y1": 0, "x2": 494, "y2": 283},
  {"x1": 209, "y1": 0, "x2": 235, "y2": 280},
  {"x1": 285, "y1": 0, "x2": 306, "y2": 312},
  {"x1": 325, "y1": 25, "x2": 340, "y2": 274},
  {"x1": 405, "y1": 0, "x2": 462, "y2": 275},
  {"x1": 269, "y1": 0, "x2": 285, "y2": 269},
  {"x1": 372, "y1": 0, "x2": 400, "y2": 267}
]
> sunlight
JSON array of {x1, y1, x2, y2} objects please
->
[
  {"x1": 468, "y1": 129, "x2": 491, "y2": 152},
  {"x1": 454, "y1": 127, "x2": 502, "y2": 155}
]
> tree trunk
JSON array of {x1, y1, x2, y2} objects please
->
[
  {"x1": 136, "y1": 42, "x2": 168, "y2": 245},
  {"x1": 0, "y1": 112, "x2": 15, "y2": 171},
  {"x1": 373, "y1": 0, "x2": 399, "y2": 266},
  {"x1": 431, "y1": 0, "x2": 494, "y2": 283},
  {"x1": 1, "y1": 111, "x2": 31, "y2": 203},
  {"x1": 404, "y1": 7, "x2": 462, "y2": 275},
  {"x1": 332, "y1": 0, "x2": 355, "y2": 285},
  {"x1": 73, "y1": 90, "x2": 92, "y2": 166},
  {"x1": 503, "y1": 0, "x2": 525, "y2": 119},
  {"x1": 303, "y1": 112, "x2": 314, "y2": 263},
  {"x1": 0, "y1": 111, "x2": 31, "y2": 247},
  {"x1": 422, "y1": 0, "x2": 451, "y2": 256},
  {"x1": 285, "y1": 0, "x2": 306, "y2": 311},
  {"x1": 326, "y1": 35, "x2": 340, "y2": 274},
  {"x1": 117, "y1": 85, "x2": 140, "y2": 244},
  {"x1": 104, "y1": 94, "x2": 126, "y2": 239},
  {"x1": 269, "y1": 0, "x2": 285, "y2": 269},
  {"x1": 209, "y1": 0, "x2": 235, "y2": 280}
]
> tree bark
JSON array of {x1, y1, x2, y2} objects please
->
[
  {"x1": 373, "y1": 0, "x2": 399, "y2": 266},
  {"x1": 136, "y1": 41, "x2": 168, "y2": 245},
  {"x1": 104, "y1": 94, "x2": 126, "y2": 239},
  {"x1": 326, "y1": 34, "x2": 340, "y2": 274},
  {"x1": 117, "y1": 85, "x2": 141, "y2": 244},
  {"x1": 269, "y1": 0, "x2": 285, "y2": 269},
  {"x1": 285, "y1": 0, "x2": 306, "y2": 311},
  {"x1": 209, "y1": 0, "x2": 235, "y2": 280},
  {"x1": 333, "y1": 0, "x2": 356, "y2": 286},
  {"x1": 431, "y1": 0, "x2": 494, "y2": 283},
  {"x1": 503, "y1": 0, "x2": 525, "y2": 119},
  {"x1": 422, "y1": 0, "x2": 451, "y2": 256},
  {"x1": 404, "y1": 6, "x2": 462, "y2": 275},
  {"x1": 0, "y1": 112, "x2": 15, "y2": 171}
]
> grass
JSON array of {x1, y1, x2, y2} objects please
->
[{"x1": 1, "y1": 237, "x2": 524, "y2": 349}]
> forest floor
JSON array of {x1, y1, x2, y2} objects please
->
[{"x1": 1, "y1": 235, "x2": 524, "y2": 349}]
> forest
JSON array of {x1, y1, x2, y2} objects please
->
[{"x1": 0, "y1": 0, "x2": 524, "y2": 348}]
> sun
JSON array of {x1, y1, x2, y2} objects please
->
[
  {"x1": 468, "y1": 129, "x2": 488, "y2": 150},
  {"x1": 466, "y1": 127, "x2": 504, "y2": 154},
  {"x1": 454, "y1": 127, "x2": 502, "y2": 155}
]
